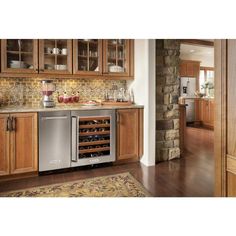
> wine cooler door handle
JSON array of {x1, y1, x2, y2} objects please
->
[
  {"x1": 71, "y1": 116, "x2": 77, "y2": 162},
  {"x1": 41, "y1": 116, "x2": 68, "y2": 120}
]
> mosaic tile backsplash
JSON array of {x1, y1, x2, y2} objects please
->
[{"x1": 0, "y1": 77, "x2": 126, "y2": 106}]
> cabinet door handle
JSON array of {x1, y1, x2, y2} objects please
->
[
  {"x1": 12, "y1": 117, "x2": 16, "y2": 131},
  {"x1": 6, "y1": 117, "x2": 10, "y2": 131},
  {"x1": 71, "y1": 116, "x2": 77, "y2": 162},
  {"x1": 41, "y1": 116, "x2": 68, "y2": 120}
]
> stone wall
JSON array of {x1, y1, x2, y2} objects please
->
[{"x1": 156, "y1": 39, "x2": 180, "y2": 162}]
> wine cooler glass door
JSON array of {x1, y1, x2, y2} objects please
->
[{"x1": 71, "y1": 110, "x2": 116, "y2": 167}]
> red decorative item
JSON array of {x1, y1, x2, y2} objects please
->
[
  {"x1": 68, "y1": 96, "x2": 73, "y2": 103},
  {"x1": 57, "y1": 92, "x2": 64, "y2": 103},
  {"x1": 63, "y1": 91, "x2": 69, "y2": 103},
  {"x1": 72, "y1": 91, "x2": 80, "y2": 103}
]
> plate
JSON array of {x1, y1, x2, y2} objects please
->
[
  {"x1": 81, "y1": 103, "x2": 98, "y2": 106},
  {"x1": 80, "y1": 101, "x2": 98, "y2": 106}
]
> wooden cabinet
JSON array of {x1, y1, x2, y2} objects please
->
[
  {"x1": 103, "y1": 39, "x2": 134, "y2": 77},
  {"x1": 202, "y1": 99, "x2": 210, "y2": 124},
  {"x1": 0, "y1": 39, "x2": 134, "y2": 79},
  {"x1": 116, "y1": 109, "x2": 143, "y2": 162},
  {"x1": 180, "y1": 60, "x2": 200, "y2": 78},
  {"x1": 195, "y1": 98, "x2": 214, "y2": 129},
  {"x1": 1, "y1": 39, "x2": 38, "y2": 74},
  {"x1": 73, "y1": 39, "x2": 134, "y2": 77},
  {"x1": 0, "y1": 113, "x2": 38, "y2": 177},
  {"x1": 194, "y1": 98, "x2": 201, "y2": 121},
  {"x1": 73, "y1": 39, "x2": 103, "y2": 75},
  {"x1": 39, "y1": 39, "x2": 72, "y2": 74},
  {"x1": 188, "y1": 98, "x2": 214, "y2": 128},
  {"x1": 0, "y1": 114, "x2": 10, "y2": 176}
]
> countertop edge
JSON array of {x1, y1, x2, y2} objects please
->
[{"x1": 0, "y1": 104, "x2": 144, "y2": 113}]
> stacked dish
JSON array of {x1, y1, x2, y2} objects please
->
[
  {"x1": 109, "y1": 65, "x2": 124, "y2": 72},
  {"x1": 10, "y1": 60, "x2": 27, "y2": 69}
]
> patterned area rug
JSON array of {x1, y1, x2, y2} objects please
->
[{"x1": 0, "y1": 172, "x2": 151, "y2": 197}]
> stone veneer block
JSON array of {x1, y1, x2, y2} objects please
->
[{"x1": 156, "y1": 39, "x2": 180, "y2": 162}]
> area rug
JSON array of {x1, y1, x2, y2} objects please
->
[{"x1": 0, "y1": 172, "x2": 151, "y2": 197}]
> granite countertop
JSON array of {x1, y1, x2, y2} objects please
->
[{"x1": 0, "y1": 104, "x2": 144, "y2": 113}]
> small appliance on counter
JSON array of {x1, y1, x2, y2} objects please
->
[{"x1": 41, "y1": 80, "x2": 56, "y2": 108}]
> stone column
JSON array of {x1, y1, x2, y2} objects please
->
[{"x1": 156, "y1": 39, "x2": 180, "y2": 162}]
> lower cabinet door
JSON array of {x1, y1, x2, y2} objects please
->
[
  {"x1": 10, "y1": 113, "x2": 38, "y2": 174},
  {"x1": 116, "y1": 109, "x2": 140, "y2": 161},
  {"x1": 0, "y1": 114, "x2": 10, "y2": 176}
]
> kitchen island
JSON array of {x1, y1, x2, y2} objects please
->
[{"x1": 182, "y1": 97, "x2": 214, "y2": 129}]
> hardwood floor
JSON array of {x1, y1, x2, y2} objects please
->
[{"x1": 0, "y1": 127, "x2": 214, "y2": 197}]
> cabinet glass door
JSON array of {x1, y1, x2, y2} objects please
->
[
  {"x1": 73, "y1": 39, "x2": 102, "y2": 75},
  {"x1": 39, "y1": 39, "x2": 72, "y2": 74},
  {"x1": 1, "y1": 39, "x2": 38, "y2": 73},
  {"x1": 103, "y1": 39, "x2": 131, "y2": 76}
]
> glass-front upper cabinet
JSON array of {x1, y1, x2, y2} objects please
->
[
  {"x1": 39, "y1": 40, "x2": 72, "y2": 74},
  {"x1": 1, "y1": 39, "x2": 38, "y2": 73},
  {"x1": 103, "y1": 39, "x2": 133, "y2": 76},
  {"x1": 73, "y1": 39, "x2": 102, "y2": 75}
]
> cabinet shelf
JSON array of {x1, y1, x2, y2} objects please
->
[
  {"x1": 7, "y1": 51, "x2": 33, "y2": 55},
  {"x1": 79, "y1": 124, "x2": 110, "y2": 129},
  {"x1": 79, "y1": 116, "x2": 110, "y2": 121},
  {"x1": 78, "y1": 55, "x2": 98, "y2": 59},
  {"x1": 79, "y1": 146, "x2": 110, "y2": 154},
  {"x1": 79, "y1": 140, "x2": 110, "y2": 146},
  {"x1": 44, "y1": 53, "x2": 67, "y2": 57},
  {"x1": 79, "y1": 130, "x2": 110, "y2": 136},
  {"x1": 108, "y1": 57, "x2": 125, "y2": 61},
  {"x1": 108, "y1": 43, "x2": 125, "y2": 48}
]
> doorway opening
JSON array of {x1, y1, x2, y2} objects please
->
[
  {"x1": 179, "y1": 40, "x2": 215, "y2": 194},
  {"x1": 155, "y1": 39, "x2": 215, "y2": 196}
]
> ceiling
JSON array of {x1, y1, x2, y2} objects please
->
[{"x1": 180, "y1": 43, "x2": 214, "y2": 67}]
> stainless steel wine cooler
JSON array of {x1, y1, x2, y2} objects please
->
[{"x1": 71, "y1": 110, "x2": 116, "y2": 167}]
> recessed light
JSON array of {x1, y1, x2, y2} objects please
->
[{"x1": 190, "y1": 49, "x2": 195, "y2": 53}]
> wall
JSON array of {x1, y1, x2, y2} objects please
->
[
  {"x1": 127, "y1": 39, "x2": 156, "y2": 166},
  {"x1": 156, "y1": 39, "x2": 180, "y2": 162},
  {"x1": 0, "y1": 77, "x2": 126, "y2": 106}
]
